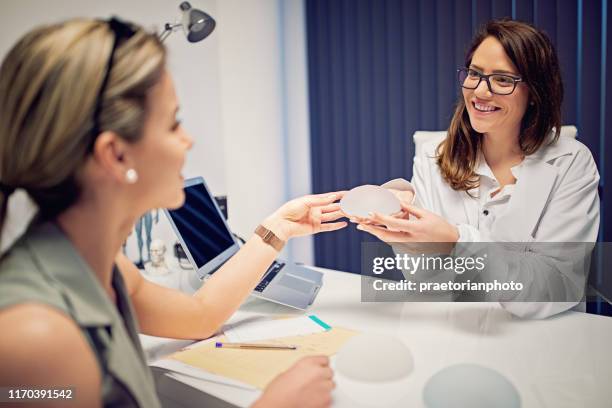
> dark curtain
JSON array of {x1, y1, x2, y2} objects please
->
[{"x1": 306, "y1": 0, "x2": 610, "y2": 305}]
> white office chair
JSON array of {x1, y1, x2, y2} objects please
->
[{"x1": 413, "y1": 125, "x2": 578, "y2": 156}]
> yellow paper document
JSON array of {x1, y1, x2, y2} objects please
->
[{"x1": 170, "y1": 327, "x2": 358, "y2": 389}]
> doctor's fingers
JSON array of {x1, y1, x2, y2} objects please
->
[
  {"x1": 391, "y1": 209, "x2": 411, "y2": 219},
  {"x1": 400, "y1": 203, "x2": 426, "y2": 219},
  {"x1": 356, "y1": 224, "x2": 412, "y2": 242},
  {"x1": 367, "y1": 211, "x2": 418, "y2": 232}
]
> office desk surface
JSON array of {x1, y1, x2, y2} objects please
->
[{"x1": 141, "y1": 268, "x2": 612, "y2": 408}]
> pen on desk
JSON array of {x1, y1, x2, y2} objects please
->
[{"x1": 215, "y1": 342, "x2": 297, "y2": 350}]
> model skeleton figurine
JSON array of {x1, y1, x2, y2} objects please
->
[{"x1": 144, "y1": 239, "x2": 170, "y2": 276}]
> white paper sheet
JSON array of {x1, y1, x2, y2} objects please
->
[
  {"x1": 151, "y1": 357, "x2": 257, "y2": 390},
  {"x1": 223, "y1": 315, "x2": 331, "y2": 342}
]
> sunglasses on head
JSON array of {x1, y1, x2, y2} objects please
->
[{"x1": 88, "y1": 17, "x2": 137, "y2": 152}]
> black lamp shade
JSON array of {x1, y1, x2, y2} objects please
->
[{"x1": 180, "y1": 1, "x2": 216, "y2": 43}]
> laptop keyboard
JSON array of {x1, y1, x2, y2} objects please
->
[{"x1": 255, "y1": 261, "x2": 285, "y2": 292}]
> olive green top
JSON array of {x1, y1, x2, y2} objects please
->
[{"x1": 0, "y1": 222, "x2": 160, "y2": 408}]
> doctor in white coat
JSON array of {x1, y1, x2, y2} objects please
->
[{"x1": 355, "y1": 19, "x2": 600, "y2": 319}]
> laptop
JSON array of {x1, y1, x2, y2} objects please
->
[{"x1": 164, "y1": 177, "x2": 324, "y2": 310}]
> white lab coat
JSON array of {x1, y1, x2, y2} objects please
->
[{"x1": 383, "y1": 133, "x2": 600, "y2": 319}]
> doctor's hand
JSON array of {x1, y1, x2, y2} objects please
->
[
  {"x1": 262, "y1": 191, "x2": 348, "y2": 241},
  {"x1": 253, "y1": 356, "x2": 335, "y2": 408},
  {"x1": 347, "y1": 188, "x2": 415, "y2": 225},
  {"x1": 388, "y1": 188, "x2": 415, "y2": 207},
  {"x1": 356, "y1": 203, "x2": 459, "y2": 254}
]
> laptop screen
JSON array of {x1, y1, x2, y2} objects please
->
[{"x1": 167, "y1": 180, "x2": 236, "y2": 271}]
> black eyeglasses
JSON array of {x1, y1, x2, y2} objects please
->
[
  {"x1": 89, "y1": 17, "x2": 137, "y2": 151},
  {"x1": 457, "y1": 67, "x2": 523, "y2": 95}
]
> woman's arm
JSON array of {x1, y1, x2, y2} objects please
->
[
  {"x1": 119, "y1": 231, "x2": 284, "y2": 339},
  {"x1": 121, "y1": 192, "x2": 346, "y2": 339},
  {"x1": 495, "y1": 146, "x2": 600, "y2": 318}
]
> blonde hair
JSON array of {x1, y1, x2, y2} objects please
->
[{"x1": 0, "y1": 18, "x2": 166, "y2": 241}]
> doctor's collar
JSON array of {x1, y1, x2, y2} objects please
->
[{"x1": 523, "y1": 129, "x2": 575, "y2": 163}]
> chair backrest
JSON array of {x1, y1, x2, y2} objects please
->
[{"x1": 413, "y1": 125, "x2": 578, "y2": 157}]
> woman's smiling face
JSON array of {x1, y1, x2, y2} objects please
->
[{"x1": 463, "y1": 36, "x2": 530, "y2": 136}]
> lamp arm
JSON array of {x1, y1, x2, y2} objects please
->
[{"x1": 159, "y1": 22, "x2": 182, "y2": 42}]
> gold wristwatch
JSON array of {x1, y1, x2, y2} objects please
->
[{"x1": 254, "y1": 224, "x2": 285, "y2": 252}]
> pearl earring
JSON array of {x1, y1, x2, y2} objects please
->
[{"x1": 125, "y1": 168, "x2": 138, "y2": 184}]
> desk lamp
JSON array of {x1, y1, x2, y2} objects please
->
[{"x1": 159, "y1": 1, "x2": 216, "y2": 43}]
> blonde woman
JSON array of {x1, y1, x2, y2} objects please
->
[{"x1": 0, "y1": 18, "x2": 346, "y2": 407}]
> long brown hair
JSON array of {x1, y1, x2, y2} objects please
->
[
  {"x1": 0, "y1": 19, "x2": 166, "y2": 244},
  {"x1": 437, "y1": 19, "x2": 564, "y2": 191}
]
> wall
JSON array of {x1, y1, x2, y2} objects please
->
[
  {"x1": 215, "y1": 0, "x2": 314, "y2": 264},
  {"x1": 0, "y1": 0, "x2": 315, "y2": 268}
]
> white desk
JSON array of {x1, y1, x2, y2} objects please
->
[{"x1": 141, "y1": 268, "x2": 612, "y2": 408}]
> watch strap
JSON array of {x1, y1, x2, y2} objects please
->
[{"x1": 254, "y1": 224, "x2": 285, "y2": 251}]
